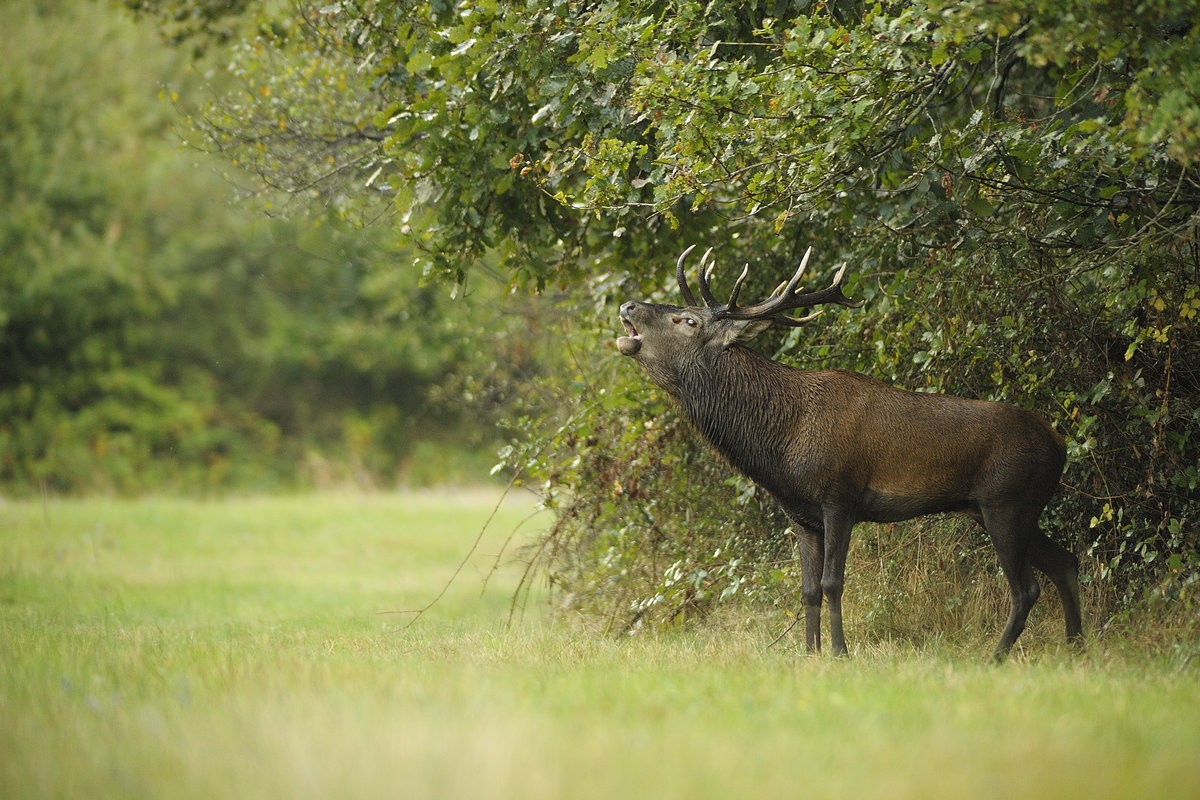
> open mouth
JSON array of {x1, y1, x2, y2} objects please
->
[{"x1": 616, "y1": 315, "x2": 642, "y2": 355}]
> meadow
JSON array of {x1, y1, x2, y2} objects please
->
[{"x1": 2, "y1": 491, "x2": 1198, "y2": 799}]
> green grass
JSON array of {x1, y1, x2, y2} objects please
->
[{"x1": 2, "y1": 492, "x2": 1198, "y2": 799}]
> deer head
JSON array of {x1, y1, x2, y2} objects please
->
[{"x1": 617, "y1": 245, "x2": 862, "y2": 386}]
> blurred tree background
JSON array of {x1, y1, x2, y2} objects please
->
[
  {"x1": 1, "y1": 0, "x2": 555, "y2": 494},
  {"x1": 7, "y1": 0, "x2": 1197, "y2": 625}
]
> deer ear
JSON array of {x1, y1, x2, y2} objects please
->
[{"x1": 723, "y1": 318, "x2": 773, "y2": 347}]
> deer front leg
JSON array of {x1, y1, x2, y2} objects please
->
[{"x1": 796, "y1": 526, "x2": 824, "y2": 654}]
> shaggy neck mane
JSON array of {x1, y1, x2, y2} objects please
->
[{"x1": 672, "y1": 346, "x2": 806, "y2": 490}]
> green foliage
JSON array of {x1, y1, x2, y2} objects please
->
[{"x1": 151, "y1": 0, "x2": 1199, "y2": 617}]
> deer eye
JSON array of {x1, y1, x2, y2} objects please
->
[{"x1": 674, "y1": 316, "x2": 697, "y2": 327}]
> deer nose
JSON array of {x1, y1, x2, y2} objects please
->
[{"x1": 620, "y1": 301, "x2": 638, "y2": 316}]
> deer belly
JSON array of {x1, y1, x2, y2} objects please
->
[{"x1": 858, "y1": 488, "x2": 972, "y2": 523}]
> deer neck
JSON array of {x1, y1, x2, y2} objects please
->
[{"x1": 674, "y1": 346, "x2": 808, "y2": 487}]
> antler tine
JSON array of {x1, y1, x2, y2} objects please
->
[
  {"x1": 761, "y1": 247, "x2": 811, "y2": 304},
  {"x1": 718, "y1": 249, "x2": 862, "y2": 322},
  {"x1": 675, "y1": 244, "x2": 698, "y2": 306},
  {"x1": 726, "y1": 263, "x2": 750, "y2": 310},
  {"x1": 772, "y1": 309, "x2": 824, "y2": 327},
  {"x1": 697, "y1": 247, "x2": 719, "y2": 307},
  {"x1": 776, "y1": 246, "x2": 813, "y2": 300},
  {"x1": 787, "y1": 262, "x2": 864, "y2": 309}
]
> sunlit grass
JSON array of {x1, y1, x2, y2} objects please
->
[{"x1": 2, "y1": 492, "x2": 1198, "y2": 799}]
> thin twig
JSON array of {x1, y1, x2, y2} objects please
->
[
  {"x1": 764, "y1": 613, "x2": 802, "y2": 650},
  {"x1": 383, "y1": 470, "x2": 524, "y2": 630}
]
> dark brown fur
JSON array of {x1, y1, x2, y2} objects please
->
[{"x1": 617, "y1": 271, "x2": 1083, "y2": 660}]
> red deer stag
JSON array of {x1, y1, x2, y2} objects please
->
[{"x1": 615, "y1": 244, "x2": 1083, "y2": 660}]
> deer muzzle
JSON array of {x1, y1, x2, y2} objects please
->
[{"x1": 617, "y1": 302, "x2": 642, "y2": 356}]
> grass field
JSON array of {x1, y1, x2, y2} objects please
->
[{"x1": 2, "y1": 491, "x2": 1198, "y2": 799}]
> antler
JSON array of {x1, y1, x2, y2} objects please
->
[
  {"x1": 723, "y1": 246, "x2": 863, "y2": 326},
  {"x1": 675, "y1": 245, "x2": 863, "y2": 325},
  {"x1": 675, "y1": 244, "x2": 699, "y2": 305},
  {"x1": 677, "y1": 244, "x2": 723, "y2": 307}
]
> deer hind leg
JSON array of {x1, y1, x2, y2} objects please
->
[
  {"x1": 1029, "y1": 531, "x2": 1084, "y2": 645},
  {"x1": 980, "y1": 504, "x2": 1042, "y2": 662}
]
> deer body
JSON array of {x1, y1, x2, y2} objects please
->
[{"x1": 617, "y1": 247, "x2": 1083, "y2": 659}]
